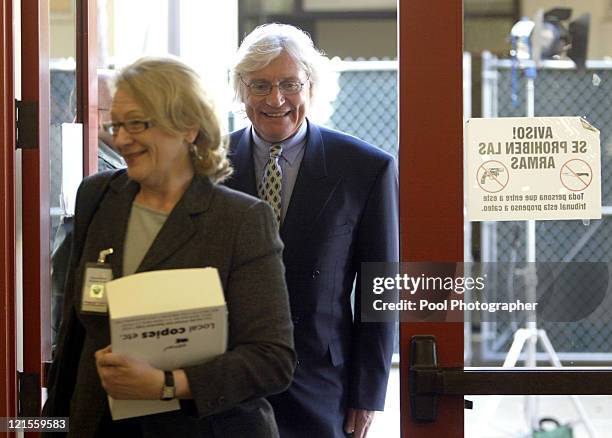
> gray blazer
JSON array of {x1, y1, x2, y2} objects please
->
[{"x1": 44, "y1": 170, "x2": 296, "y2": 437}]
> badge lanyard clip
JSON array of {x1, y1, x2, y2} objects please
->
[{"x1": 81, "y1": 248, "x2": 114, "y2": 314}]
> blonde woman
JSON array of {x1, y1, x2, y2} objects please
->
[{"x1": 44, "y1": 57, "x2": 295, "y2": 438}]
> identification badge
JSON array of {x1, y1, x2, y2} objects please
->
[{"x1": 81, "y1": 248, "x2": 114, "y2": 314}]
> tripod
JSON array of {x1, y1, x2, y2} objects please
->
[
  {"x1": 502, "y1": 257, "x2": 596, "y2": 437},
  {"x1": 500, "y1": 74, "x2": 597, "y2": 437}
]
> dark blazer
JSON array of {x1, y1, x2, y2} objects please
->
[
  {"x1": 226, "y1": 121, "x2": 398, "y2": 436},
  {"x1": 44, "y1": 170, "x2": 296, "y2": 438}
]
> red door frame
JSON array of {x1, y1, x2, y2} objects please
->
[
  {"x1": 20, "y1": 0, "x2": 98, "y2": 419},
  {"x1": 0, "y1": 0, "x2": 17, "y2": 422},
  {"x1": 76, "y1": 0, "x2": 98, "y2": 177},
  {"x1": 399, "y1": 1, "x2": 464, "y2": 437},
  {"x1": 21, "y1": 0, "x2": 51, "y2": 417}
]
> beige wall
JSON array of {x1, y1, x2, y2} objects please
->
[
  {"x1": 50, "y1": 0, "x2": 114, "y2": 65},
  {"x1": 50, "y1": 0, "x2": 76, "y2": 59},
  {"x1": 98, "y1": 0, "x2": 115, "y2": 66},
  {"x1": 304, "y1": 0, "x2": 394, "y2": 11},
  {"x1": 49, "y1": 1, "x2": 612, "y2": 62},
  {"x1": 464, "y1": 0, "x2": 612, "y2": 58},
  {"x1": 465, "y1": 18, "x2": 514, "y2": 54},
  {"x1": 522, "y1": 0, "x2": 612, "y2": 58},
  {"x1": 316, "y1": 19, "x2": 396, "y2": 59},
  {"x1": 465, "y1": 0, "x2": 515, "y2": 14},
  {"x1": 44, "y1": 0, "x2": 505, "y2": 63}
]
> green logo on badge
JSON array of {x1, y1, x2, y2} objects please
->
[{"x1": 90, "y1": 284, "x2": 104, "y2": 298}]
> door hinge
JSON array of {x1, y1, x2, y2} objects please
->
[
  {"x1": 17, "y1": 371, "x2": 40, "y2": 416},
  {"x1": 15, "y1": 99, "x2": 38, "y2": 150}
]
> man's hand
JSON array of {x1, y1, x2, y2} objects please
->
[
  {"x1": 344, "y1": 408, "x2": 375, "y2": 438},
  {"x1": 95, "y1": 345, "x2": 164, "y2": 400}
]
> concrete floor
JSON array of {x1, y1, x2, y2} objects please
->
[
  {"x1": 369, "y1": 366, "x2": 400, "y2": 437},
  {"x1": 465, "y1": 394, "x2": 612, "y2": 438}
]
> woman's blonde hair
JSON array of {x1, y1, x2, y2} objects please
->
[{"x1": 115, "y1": 57, "x2": 232, "y2": 182}]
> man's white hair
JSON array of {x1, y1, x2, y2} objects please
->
[{"x1": 231, "y1": 23, "x2": 329, "y2": 106}]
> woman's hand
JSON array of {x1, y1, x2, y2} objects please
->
[{"x1": 95, "y1": 345, "x2": 164, "y2": 400}]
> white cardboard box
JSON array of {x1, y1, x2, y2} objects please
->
[{"x1": 105, "y1": 267, "x2": 227, "y2": 420}]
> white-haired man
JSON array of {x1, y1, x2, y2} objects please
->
[{"x1": 226, "y1": 23, "x2": 398, "y2": 438}]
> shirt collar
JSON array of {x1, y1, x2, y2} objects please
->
[{"x1": 251, "y1": 120, "x2": 308, "y2": 166}]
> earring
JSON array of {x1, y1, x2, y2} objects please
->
[{"x1": 189, "y1": 142, "x2": 202, "y2": 161}]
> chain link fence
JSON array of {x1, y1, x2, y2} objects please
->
[
  {"x1": 50, "y1": 59, "x2": 403, "y2": 351},
  {"x1": 50, "y1": 60, "x2": 400, "y2": 217},
  {"x1": 51, "y1": 56, "x2": 612, "y2": 366},
  {"x1": 480, "y1": 52, "x2": 612, "y2": 362},
  {"x1": 50, "y1": 65, "x2": 76, "y2": 239},
  {"x1": 326, "y1": 60, "x2": 398, "y2": 157}
]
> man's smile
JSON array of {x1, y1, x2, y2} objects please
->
[{"x1": 261, "y1": 110, "x2": 292, "y2": 118}]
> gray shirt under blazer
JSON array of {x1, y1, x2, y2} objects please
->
[{"x1": 43, "y1": 169, "x2": 296, "y2": 438}]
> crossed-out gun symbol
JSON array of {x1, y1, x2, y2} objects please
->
[
  {"x1": 562, "y1": 172, "x2": 589, "y2": 178},
  {"x1": 481, "y1": 167, "x2": 505, "y2": 184}
]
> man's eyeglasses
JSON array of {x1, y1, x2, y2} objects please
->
[
  {"x1": 102, "y1": 120, "x2": 152, "y2": 136},
  {"x1": 240, "y1": 75, "x2": 309, "y2": 96}
]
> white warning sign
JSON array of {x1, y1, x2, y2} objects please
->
[{"x1": 466, "y1": 117, "x2": 601, "y2": 222}]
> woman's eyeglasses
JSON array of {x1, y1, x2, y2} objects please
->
[{"x1": 102, "y1": 120, "x2": 152, "y2": 136}]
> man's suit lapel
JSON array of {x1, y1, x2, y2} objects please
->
[
  {"x1": 137, "y1": 176, "x2": 213, "y2": 272},
  {"x1": 281, "y1": 123, "x2": 340, "y2": 242},
  {"x1": 229, "y1": 128, "x2": 258, "y2": 197}
]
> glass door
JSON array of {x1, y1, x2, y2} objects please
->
[
  {"x1": 0, "y1": 0, "x2": 17, "y2": 421},
  {"x1": 399, "y1": 1, "x2": 612, "y2": 437},
  {"x1": 464, "y1": 1, "x2": 612, "y2": 437},
  {"x1": 20, "y1": 0, "x2": 97, "y2": 416},
  {"x1": 20, "y1": 0, "x2": 52, "y2": 417}
]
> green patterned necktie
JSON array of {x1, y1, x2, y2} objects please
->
[{"x1": 258, "y1": 143, "x2": 283, "y2": 225}]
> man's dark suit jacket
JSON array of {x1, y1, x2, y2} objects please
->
[
  {"x1": 43, "y1": 170, "x2": 296, "y2": 437},
  {"x1": 226, "y1": 121, "x2": 399, "y2": 437}
]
